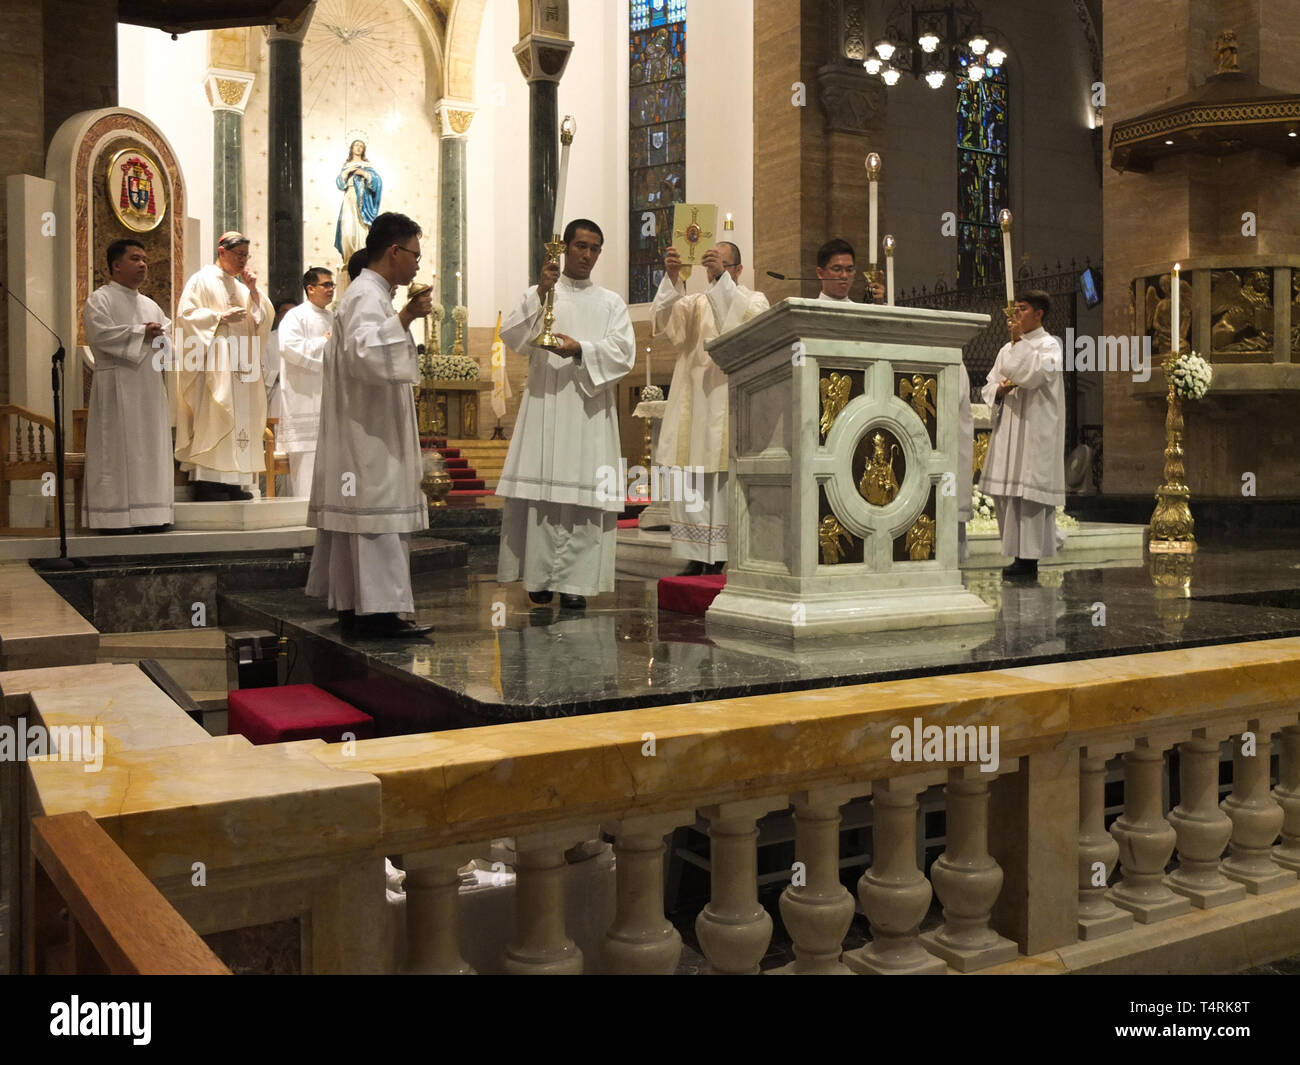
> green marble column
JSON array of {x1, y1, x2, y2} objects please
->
[
  {"x1": 437, "y1": 105, "x2": 473, "y2": 352},
  {"x1": 513, "y1": 33, "x2": 573, "y2": 277},
  {"x1": 213, "y1": 109, "x2": 243, "y2": 236},
  {"x1": 267, "y1": 36, "x2": 304, "y2": 308}
]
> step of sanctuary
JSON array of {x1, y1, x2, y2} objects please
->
[
  {"x1": 0, "y1": 561, "x2": 99, "y2": 672},
  {"x1": 97, "y1": 627, "x2": 229, "y2": 710},
  {"x1": 31, "y1": 535, "x2": 468, "y2": 633}
]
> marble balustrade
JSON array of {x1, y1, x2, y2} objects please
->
[{"x1": 16, "y1": 637, "x2": 1300, "y2": 974}]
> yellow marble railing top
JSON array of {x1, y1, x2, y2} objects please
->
[
  {"x1": 309, "y1": 637, "x2": 1300, "y2": 854},
  {"x1": 0, "y1": 562, "x2": 97, "y2": 661}
]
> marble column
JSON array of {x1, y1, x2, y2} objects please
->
[
  {"x1": 513, "y1": 24, "x2": 573, "y2": 274},
  {"x1": 436, "y1": 102, "x2": 475, "y2": 352},
  {"x1": 203, "y1": 71, "x2": 254, "y2": 238},
  {"x1": 266, "y1": 9, "x2": 314, "y2": 308}
]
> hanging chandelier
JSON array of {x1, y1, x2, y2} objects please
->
[{"x1": 863, "y1": 2, "x2": 1008, "y2": 89}]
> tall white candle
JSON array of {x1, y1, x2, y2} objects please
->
[
  {"x1": 866, "y1": 153, "x2": 881, "y2": 262},
  {"x1": 645, "y1": 345, "x2": 651, "y2": 387},
  {"x1": 431, "y1": 269, "x2": 439, "y2": 307},
  {"x1": 1171, "y1": 263, "x2": 1180, "y2": 354},
  {"x1": 883, "y1": 235, "x2": 896, "y2": 306},
  {"x1": 456, "y1": 270, "x2": 463, "y2": 307},
  {"x1": 553, "y1": 116, "x2": 577, "y2": 237},
  {"x1": 999, "y1": 209, "x2": 1014, "y2": 303}
]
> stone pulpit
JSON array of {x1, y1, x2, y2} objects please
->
[{"x1": 705, "y1": 299, "x2": 994, "y2": 638}]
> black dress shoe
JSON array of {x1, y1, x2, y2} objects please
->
[
  {"x1": 1001, "y1": 557, "x2": 1039, "y2": 579},
  {"x1": 704, "y1": 560, "x2": 726, "y2": 575},
  {"x1": 528, "y1": 590, "x2": 554, "y2": 604},
  {"x1": 559, "y1": 594, "x2": 587, "y2": 610},
  {"x1": 338, "y1": 609, "x2": 356, "y2": 632},
  {"x1": 193, "y1": 481, "x2": 225, "y2": 501},
  {"x1": 678, "y1": 560, "x2": 706, "y2": 577},
  {"x1": 354, "y1": 612, "x2": 434, "y2": 638},
  {"x1": 226, "y1": 486, "x2": 255, "y2": 500}
]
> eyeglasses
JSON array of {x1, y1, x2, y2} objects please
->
[
  {"x1": 821, "y1": 265, "x2": 855, "y2": 276},
  {"x1": 395, "y1": 245, "x2": 421, "y2": 264},
  {"x1": 313, "y1": 281, "x2": 337, "y2": 289}
]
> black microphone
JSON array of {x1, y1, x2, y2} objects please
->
[{"x1": 0, "y1": 280, "x2": 66, "y2": 361}]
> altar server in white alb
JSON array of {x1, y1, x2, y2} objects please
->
[
  {"x1": 653, "y1": 241, "x2": 768, "y2": 574},
  {"x1": 81, "y1": 238, "x2": 174, "y2": 532},
  {"x1": 173, "y1": 232, "x2": 271, "y2": 501},
  {"x1": 497, "y1": 218, "x2": 636, "y2": 611},
  {"x1": 979, "y1": 290, "x2": 1066, "y2": 580},
  {"x1": 306, "y1": 212, "x2": 434, "y2": 639},
  {"x1": 277, "y1": 267, "x2": 335, "y2": 496},
  {"x1": 815, "y1": 237, "x2": 885, "y2": 304}
]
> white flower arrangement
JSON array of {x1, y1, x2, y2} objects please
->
[
  {"x1": 967, "y1": 487, "x2": 1078, "y2": 534},
  {"x1": 972, "y1": 488, "x2": 997, "y2": 523},
  {"x1": 429, "y1": 353, "x2": 480, "y2": 381},
  {"x1": 1169, "y1": 350, "x2": 1212, "y2": 401},
  {"x1": 640, "y1": 384, "x2": 665, "y2": 402}
]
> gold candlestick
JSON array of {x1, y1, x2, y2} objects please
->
[
  {"x1": 1148, "y1": 352, "x2": 1196, "y2": 553},
  {"x1": 530, "y1": 235, "x2": 566, "y2": 348},
  {"x1": 452, "y1": 305, "x2": 467, "y2": 357}
]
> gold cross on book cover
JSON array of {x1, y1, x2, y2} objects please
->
[{"x1": 671, "y1": 203, "x2": 716, "y2": 279}]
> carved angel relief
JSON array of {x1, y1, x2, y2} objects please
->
[{"x1": 1210, "y1": 269, "x2": 1272, "y2": 352}]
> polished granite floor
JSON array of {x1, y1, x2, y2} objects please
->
[{"x1": 218, "y1": 539, "x2": 1300, "y2": 734}]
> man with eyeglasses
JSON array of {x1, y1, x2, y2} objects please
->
[
  {"x1": 174, "y1": 231, "x2": 272, "y2": 501},
  {"x1": 652, "y1": 241, "x2": 768, "y2": 575},
  {"x1": 497, "y1": 218, "x2": 636, "y2": 611},
  {"x1": 816, "y1": 238, "x2": 885, "y2": 304},
  {"x1": 276, "y1": 267, "x2": 335, "y2": 496},
  {"x1": 306, "y1": 212, "x2": 434, "y2": 638}
]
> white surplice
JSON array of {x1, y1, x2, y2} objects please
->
[
  {"x1": 174, "y1": 263, "x2": 271, "y2": 487},
  {"x1": 277, "y1": 301, "x2": 331, "y2": 496},
  {"x1": 80, "y1": 281, "x2": 174, "y2": 529},
  {"x1": 653, "y1": 271, "x2": 768, "y2": 561},
  {"x1": 305, "y1": 268, "x2": 428, "y2": 614},
  {"x1": 496, "y1": 274, "x2": 636, "y2": 595},
  {"x1": 979, "y1": 326, "x2": 1066, "y2": 559}
]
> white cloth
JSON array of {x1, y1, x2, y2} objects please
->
[
  {"x1": 304, "y1": 530, "x2": 413, "y2": 614},
  {"x1": 277, "y1": 301, "x2": 331, "y2": 452},
  {"x1": 817, "y1": 291, "x2": 852, "y2": 303},
  {"x1": 174, "y1": 263, "x2": 270, "y2": 485},
  {"x1": 993, "y1": 495, "x2": 1058, "y2": 560},
  {"x1": 307, "y1": 268, "x2": 427, "y2": 535},
  {"x1": 670, "y1": 470, "x2": 728, "y2": 562},
  {"x1": 495, "y1": 275, "x2": 635, "y2": 592},
  {"x1": 289, "y1": 451, "x2": 315, "y2": 498},
  {"x1": 979, "y1": 326, "x2": 1066, "y2": 507},
  {"x1": 497, "y1": 498, "x2": 617, "y2": 596},
  {"x1": 652, "y1": 272, "x2": 768, "y2": 473},
  {"x1": 263, "y1": 331, "x2": 282, "y2": 421},
  {"x1": 80, "y1": 282, "x2": 174, "y2": 528},
  {"x1": 957, "y1": 361, "x2": 973, "y2": 523},
  {"x1": 306, "y1": 268, "x2": 427, "y2": 615}
]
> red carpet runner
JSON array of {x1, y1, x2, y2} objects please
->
[{"x1": 657, "y1": 573, "x2": 726, "y2": 616}]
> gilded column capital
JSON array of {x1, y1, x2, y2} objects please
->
[
  {"x1": 513, "y1": 34, "x2": 573, "y2": 85},
  {"x1": 204, "y1": 68, "x2": 255, "y2": 114},
  {"x1": 435, "y1": 100, "x2": 478, "y2": 138}
]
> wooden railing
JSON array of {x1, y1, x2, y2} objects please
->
[
  {"x1": 0, "y1": 404, "x2": 86, "y2": 535},
  {"x1": 28, "y1": 811, "x2": 229, "y2": 975}
]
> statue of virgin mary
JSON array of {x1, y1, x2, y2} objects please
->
[{"x1": 334, "y1": 139, "x2": 383, "y2": 262}]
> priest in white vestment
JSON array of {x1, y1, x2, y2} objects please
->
[
  {"x1": 305, "y1": 211, "x2": 433, "y2": 639},
  {"x1": 814, "y1": 237, "x2": 885, "y2": 304},
  {"x1": 979, "y1": 291, "x2": 1066, "y2": 579},
  {"x1": 173, "y1": 232, "x2": 271, "y2": 501},
  {"x1": 278, "y1": 268, "x2": 335, "y2": 496},
  {"x1": 81, "y1": 238, "x2": 174, "y2": 532},
  {"x1": 653, "y1": 242, "x2": 768, "y2": 574},
  {"x1": 496, "y1": 218, "x2": 636, "y2": 610}
]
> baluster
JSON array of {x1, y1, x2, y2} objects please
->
[
  {"x1": 1077, "y1": 747, "x2": 1133, "y2": 939},
  {"x1": 502, "y1": 823, "x2": 597, "y2": 974},
  {"x1": 403, "y1": 844, "x2": 481, "y2": 974},
  {"x1": 844, "y1": 773, "x2": 947, "y2": 975},
  {"x1": 774, "y1": 783, "x2": 867, "y2": 975},
  {"x1": 602, "y1": 810, "x2": 693, "y2": 975},
  {"x1": 1221, "y1": 721, "x2": 1297, "y2": 893},
  {"x1": 26, "y1": 420, "x2": 35, "y2": 461},
  {"x1": 38, "y1": 423, "x2": 46, "y2": 460},
  {"x1": 1107, "y1": 737, "x2": 1190, "y2": 922},
  {"x1": 921, "y1": 765, "x2": 1019, "y2": 971},
  {"x1": 1165, "y1": 730, "x2": 1245, "y2": 906},
  {"x1": 1274, "y1": 724, "x2": 1300, "y2": 872},
  {"x1": 695, "y1": 796, "x2": 788, "y2": 975}
]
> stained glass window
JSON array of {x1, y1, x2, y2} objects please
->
[
  {"x1": 629, "y1": 1, "x2": 685, "y2": 304},
  {"x1": 956, "y1": 65, "x2": 1009, "y2": 289}
]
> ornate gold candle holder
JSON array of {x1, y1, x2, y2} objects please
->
[
  {"x1": 451, "y1": 305, "x2": 468, "y2": 357},
  {"x1": 1148, "y1": 351, "x2": 1196, "y2": 553},
  {"x1": 530, "y1": 236, "x2": 566, "y2": 349}
]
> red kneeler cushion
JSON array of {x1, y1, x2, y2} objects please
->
[
  {"x1": 227, "y1": 684, "x2": 374, "y2": 745},
  {"x1": 657, "y1": 574, "x2": 726, "y2": 616}
]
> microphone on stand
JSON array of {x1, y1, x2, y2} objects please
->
[
  {"x1": 0, "y1": 281, "x2": 76, "y2": 567},
  {"x1": 765, "y1": 270, "x2": 825, "y2": 282}
]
